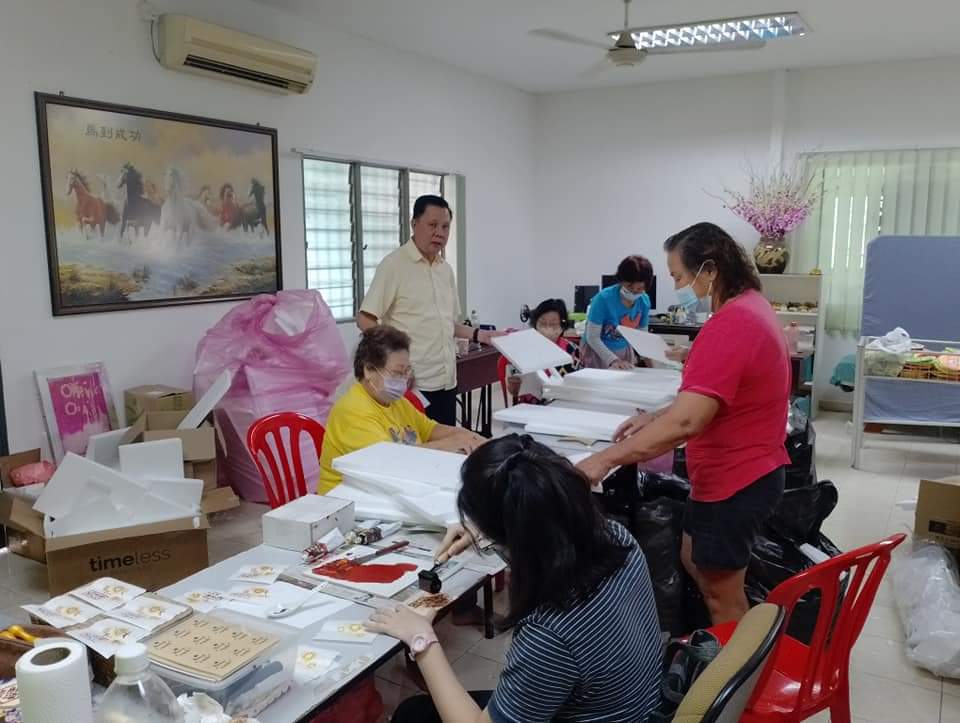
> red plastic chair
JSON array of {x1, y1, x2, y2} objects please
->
[
  {"x1": 496, "y1": 356, "x2": 512, "y2": 407},
  {"x1": 709, "y1": 533, "x2": 906, "y2": 723},
  {"x1": 404, "y1": 389, "x2": 426, "y2": 413},
  {"x1": 246, "y1": 412, "x2": 325, "y2": 509}
]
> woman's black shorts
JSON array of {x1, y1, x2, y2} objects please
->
[{"x1": 682, "y1": 466, "x2": 785, "y2": 571}]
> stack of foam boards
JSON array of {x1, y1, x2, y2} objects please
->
[
  {"x1": 494, "y1": 404, "x2": 630, "y2": 441},
  {"x1": 542, "y1": 368, "x2": 680, "y2": 410},
  {"x1": 331, "y1": 443, "x2": 464, "y2": 527},
  {"x1": 0, "y1": 447, "x2": 209, "y2": 594}
]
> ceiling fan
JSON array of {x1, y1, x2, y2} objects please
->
[{"x1": 530, "y1": 0, "x2": 806, "y2": 71}]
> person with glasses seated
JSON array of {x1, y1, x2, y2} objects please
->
[
  {"x1": 505, "y1": 298, "x2": 581, "y2": 405},
  {"x1": 368, "y1": 434, "x2": 663, "y2": 723},
  {"x1": 318, "y1": 326, "x2": 486, "y2": 495}
]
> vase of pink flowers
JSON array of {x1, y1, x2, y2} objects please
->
[{"x1": 718, "y1": 164, "x2": 819, "y2": 274}]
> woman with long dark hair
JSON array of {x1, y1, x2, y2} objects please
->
[
  {"x1": 368, "y1": 434, "x2": 663, "y2": 723},
  {"x1": 578, "y1": 222, "x2": 790, "y2": 626}
]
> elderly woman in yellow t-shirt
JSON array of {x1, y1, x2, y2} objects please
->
[{"x1": 318, "y1": 326, "x2": 485, "y2": 494}]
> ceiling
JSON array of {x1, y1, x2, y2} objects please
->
[{"x1": 252, "y1": 0, "x2": 960, "y2": 93}]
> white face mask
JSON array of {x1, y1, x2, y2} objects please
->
[{"x1": 620, "y1": 286, "x2": 642, "y2": 303}]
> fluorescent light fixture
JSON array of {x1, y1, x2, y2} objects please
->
[{"x1": 612, "y1": 12, "x2": 807, "y2": 50}]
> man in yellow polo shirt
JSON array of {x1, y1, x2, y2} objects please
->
[{"x1": 358, "y1": 195, "x2": 500, "y2": 426}]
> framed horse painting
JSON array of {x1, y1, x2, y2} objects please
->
[{"x1": 35, "y1": 93, "x2": 282, "y2": 315}]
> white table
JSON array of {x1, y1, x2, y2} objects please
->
[{"x1": 159, "y1": 535, "x2": 504, "y2": 722}]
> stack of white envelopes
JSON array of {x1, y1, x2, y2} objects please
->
[{"x1": 331, "y1": 443, "x2": 466, "y2": 527}]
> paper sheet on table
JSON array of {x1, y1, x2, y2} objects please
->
[
  {"x1": 492, "y1": 329, "x2": 573, "y2": 374},
  {"x1": 304, "y1": 551, "x2": 429, "y2": 597},
  {"x1": 616, "y1": 326, "x2": 671, "y2": 363},
  {"x1": 220, "y1": 582, "x2": 352, "y2": 627}
]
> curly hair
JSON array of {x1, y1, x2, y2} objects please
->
[
  {"x1": 353, "y1": 326, "x2": 410, "y2": 380},
  {"x1": 663, "y1": 222, "x2": 761, "y2": 303}
]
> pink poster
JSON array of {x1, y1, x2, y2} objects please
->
[{"x1": 46, "y1": 372, "x2": 112, "y2": 456}]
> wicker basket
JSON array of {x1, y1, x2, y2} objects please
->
[{"x1": 900, "y1": 363, "x2": 932, "y2": 380}]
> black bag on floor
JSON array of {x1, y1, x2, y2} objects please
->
[{"x1": 632, "y1": 496, "x2": 687, "y2": 637}]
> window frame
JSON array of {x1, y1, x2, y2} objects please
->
[{"x1": 301, "y1": 155, "x2": 448, "y2": 323}]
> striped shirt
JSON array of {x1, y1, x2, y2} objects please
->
[{"x1": 489, "y1": 522, "x2": 662, "y2": 722}]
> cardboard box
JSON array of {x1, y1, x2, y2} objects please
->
[
  {"x1": 124, "y1": 385, "x2": 195, "y2": 426},
  {"x1": 201, "y1": 486, "x2": 241, "y2": 515},
  {"x1": 0, "y1": 489, "x2": 209, "y2": 594},
  {"x1": 916, "y1": 476, "x2": 960, "y2": 551},
  {"x1": 1, "y1": 450, "x2": 47, "y2": 562},
  {"x1": 122, "y1": 410, "x2": 216, "y2": 463},
  {"x1": 262, "y1": 494, "x2": 355, "y2": 551},
  {"x1": 185, "y1": 460, "x2": 218, "y2": 493}
]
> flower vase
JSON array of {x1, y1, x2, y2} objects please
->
[{"x1": 753, "y1": 236, "x2": 790, "y2": 274}]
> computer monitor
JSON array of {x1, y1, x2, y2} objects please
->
[
  {"x1": 601, "y1": 274, "x2": 657, "y2": 310},
  {"x1": 574, "y1": 285, "x2": 600, "y2": 314}
]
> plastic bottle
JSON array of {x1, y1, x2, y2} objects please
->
[
  {"x1": 470, "y1": 309, "x2": 480, "y2": 327},
  {"x1": 95, "y1": 643, "x2": 184, "y2": 723},
  {"x1": 784, "y1": 321, "x2": 800, "y2": 354}
]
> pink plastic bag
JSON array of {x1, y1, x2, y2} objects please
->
[{"x1": 194, "y1": 290, "x2": 350, "y2": 502}]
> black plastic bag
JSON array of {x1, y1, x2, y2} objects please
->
[
  {"x1": 767, "y1": 481, "x2": 839, "y2": 544},
  {"x1": 785, "y1": 420, "x2": 817, "y2": 489},
  {"x1": 632, "y1": 497, "x2": 687, "y2": 636},
  {"x1": 638, "y1": 471, "x2": 691, "y2": 502}
]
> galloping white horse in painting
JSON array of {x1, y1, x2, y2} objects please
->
[{"x1": 160, "y1": 167, "x2": 215, "y2": 244}]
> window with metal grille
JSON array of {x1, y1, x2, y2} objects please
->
[{"x1": 302, "y1": 158, "x2": 449, "y2": 321}]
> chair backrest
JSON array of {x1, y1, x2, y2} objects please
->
[
  {"x1": 496, "y1": 355, "x2": 511, "y2": 407},
  {"x1": 246, "y1": 412, "x2": 325, "y2": 509},
  {"x1": 404, "y1": 390, "x2": 426, "y2": 414},
  {"x1": 673, "y1": 604, "x2": 786, "y2": 723},
  {"x1": 759, "y1": 533, "x2": 907, "y2": 712}
]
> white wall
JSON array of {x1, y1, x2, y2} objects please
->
[
  {"x1": 532, "y1": 56, "x2": 960, "y2": 406},
  {"x1": 0, "y1": 0, "x2": 536, "y2": 451}
]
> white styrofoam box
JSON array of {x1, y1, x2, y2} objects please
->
[
  {"x1": 332, "y1": 443, "x2": 466, "y2": 491},
  {"x1": 119, "y1": 438, "x2": 184, "y2": 480},
  {"x1": 86, "y1": 427, "x2": 132, "y2": 469},
  {"x1": 493, "y1": 404, "x2": 629, "y2": 440},
  {"x1": 262, "y1": 494, "x2": 356, "y2": 551},
  {"x1": 492, "y1": 329, "x2": 573, "y2": 374},
  {"x1": 333, "y1": 482, "x2": 410, "y2": 522}
]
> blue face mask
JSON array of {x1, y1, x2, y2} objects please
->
[
  {"x1": 676, "y1": 263, "x2": 709, "y2": 312},
  {"x1": 620, "y1": 287, "x2": 642, "y2": 303}
]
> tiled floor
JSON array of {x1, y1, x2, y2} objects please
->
[{"x1": 2, "y1": 411, "x2": 957, "y2": 721}]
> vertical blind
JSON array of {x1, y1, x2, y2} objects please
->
[
  {"x1": 794, "y1": 148, "x2": 960, "y2": 334},
  {"x1": 302, "y1": 158, "x2": 446, "y2": 321}
]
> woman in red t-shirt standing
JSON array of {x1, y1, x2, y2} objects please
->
[{"x1": 578, "y1": 222, "x2": 790, "y2": 625}]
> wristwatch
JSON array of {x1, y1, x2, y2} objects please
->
[
  {"x1": 408, "y1": 632, "x2": 440, "y2": 661},
  {"x1": 472, "y1": 327, "x2": 480, "y2": 344}
]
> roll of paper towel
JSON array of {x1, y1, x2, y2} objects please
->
[{"x1": 16, "y1": 641, "x2": 93, "y2": 723}]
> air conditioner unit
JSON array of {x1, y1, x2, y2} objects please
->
[{"x1": 157, "y1": 14, "x2": 316, "y2": 95}]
